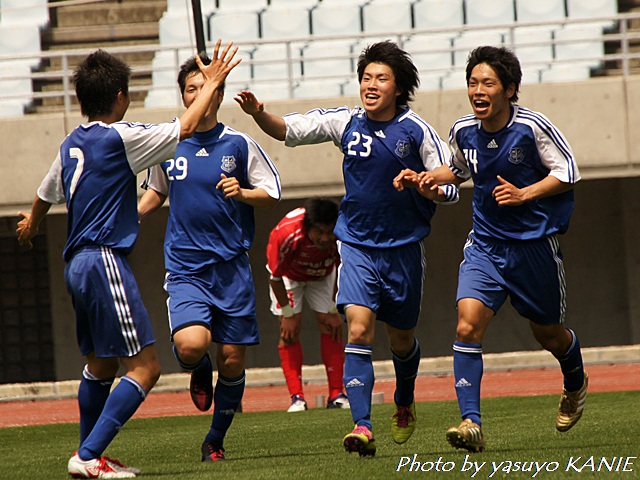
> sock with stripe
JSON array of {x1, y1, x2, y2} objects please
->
[
  {"x1": 554, "y1": 328, "x2": 585, "y2": 391},
  {"x1": 453, "y1": 341, "x2": 483, "y2": 425},
  {"x1": 278, "y1": 342, "x2": 304, "y2": 398},
  {"x1": 343, "y1": 344, "x2": 374, "y2": 430},
  {"x1": 320, "y1": 333, "x2": 345, "y2": 398},
  {"x1": 391, "y1": 338, "x2": 420, "y2": 407},
  {"x1": 78, "y1": 376, "x2": 146, "y2": 460},
  {"x1": 78, "y1": 365, "x2": 115, "y2": 445},
  {"x1": 205, "y1": 372, "x2": 246, "y2": 446}
]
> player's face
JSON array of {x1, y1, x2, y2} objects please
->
[
  {"x1": 182, "y1": 72, "x2": 222, "y2": 117},
  {"x1": 467, "y1": 63, "x2": 515, "y2": 132},
  {"x1": 308, "y1": 223, "x2": 336, "y2": 250},
  {"x1": 359, "y1": 62, "x2": 401, "y2": 121}
]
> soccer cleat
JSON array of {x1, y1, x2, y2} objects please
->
[
  {"x1": 343, "y1": 425, "x2": 376, "y2": 457},
  {"x1": 556, "y1": 371, "x2": 589, "y2": 432},
  {"x1": 201, "y1": 442, "x2": 226, "y2": 462},
  {"x1": 327, "y1": 393, "x2": 350, "y2": 409},
  {"x1": 68, "y1": 453, "x2": 136, "y2": 478},
  {"x1": 287, "y1": 394, "x2": 308, "y2": 412},
  {"x1": 190, "y1": 353, "x2": 213, "y2": 412},
  {"x1": 391, "y1": 401, "x2": 416, "y2": 444},
  {"x1": 446, "y1": 419, "x2": 486, "y2": 453},
  {"x1": 103, "y1": 457, "x2": 141, "y2": 476}
]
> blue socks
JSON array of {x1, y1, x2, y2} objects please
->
[
  {"x1": 78, "y1": 366, "x2": 114, "y2": 445},
  {"x1": 453, "y1": 341, "x2": 483, "y2": 425},
  {"x1": 555, "y1": 329, "x2": 585, "y2": 391},
  {"x1": 78, "y1": 376, "x2": 146, "y2": 460},
  {"x1": 343, "y1": 344, "x2": 374, "y2": 430},
  {"x1": 205, "y1": 372, "x2": 246, "y2": 447},
  {"x1": 392, "y1": 338, "x2": 420, "y2": 407}
]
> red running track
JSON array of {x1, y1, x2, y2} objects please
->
[{"x1": 1, "y1": 363, "x2": 638, "y2": 428}]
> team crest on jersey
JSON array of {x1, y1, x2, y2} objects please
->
[
  {"x1": 395, "y1": 139, "x2": 410, "y2": 158},
  {"x1": 221, "y1": 156, "x2": 237, "y2": 173},
  {"x1": 508, "y1": 147, "x2": 524, "y2": 165}
]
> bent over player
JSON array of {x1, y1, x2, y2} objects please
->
[
  {"x1": 17, "y1": 43, "x2": 239, "y2": 478},
  {"x1": 397, "y1": 46, "x2": 587, "y2": 452},
  {"x1": 236, "y1": 41, "x2": 458, "y2": 456},
  {"x1": 267, "y1": 197, "x2": 349, "y2": 412},
  {"x1": 138, "y1": 53, "x2": 280, "y2": 463}
]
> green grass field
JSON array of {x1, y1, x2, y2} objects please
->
[{"x1": 1, "y1": 391, "x2": 638, "y2": 479}]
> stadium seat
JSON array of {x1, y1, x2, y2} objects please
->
[
  {"x1": 440, "y1": 71, "x2": 466, "y2": 90},
  {"x1": 269, "y1": 0, "x2": 319, "y2": 7},
  {"x1": 362, "y1": 0, "x2": 412, "y2": 35},
  {"x1": 214, "y1": 0, "x2": 268, "y2": 13},
  {"x1": 311, "y1": 3, "x2": 362, "y2": 37},
  {"x1": 417, "y1": 73, "x2": 443, "y2": 92},
  {"x1": 403, "y1": 34, "x2": 453, "y2": 74},
  {"x1": 144, "y1": 88, "x2": 182, "y2": 109},
  {"x1": 520, "y1": 66, "x2": 542, "y2": 85},
  {"x1": 341, "y1": 76, "x2": 361, "y2": 98},
  {"x1": 0, "y1": 63, "x2": 33, "y2": 116},
  {"x1": 208, "y1": 10, "x2": 260, "y2": 43},
  {"x1": 301, "y1": 40, "x2": 354, "y2": 79},
  {"x1": 251, "y1": 43, "x2": 303, "y2": 82},
  {"x1": 515, "y1": 0, "x2": 565, "y2": 25},
  {"x1": 0, "y1": 0, "x2": 49, "y2": 28},
  {"x1": 294, "y1": 80, "x2": 343, "y2": 100},
  {"x1": 511, "y1": 27, "x2": 554, "y2": 67},
  {"x1": 261, "y1": 6, "x2": 312, "y2": 40},
  {"x1": 150, "y1": 49, "x2": 191, "y2": 88},
  {"x1": 453, "y1": 30, "x2": 504, "y2": 68},
  {"x1": 566, "y1": 0, "x2": 617, "y2": 29},
  {"x1": 465, "y1": 0, "x2": 515, "y2": 27},
  {"x1": 248, "y1": 80, "x2": 294, "y2": 101},
  {"x1": 540, "y1": 64, "x2": 592, "y2": 83},
  {"x1": 158, "y1": 13, "x2": 193, "y2": 47},
  {"x1": 554, "y1": 24, "x2": 605, "y2": 67},
  {"x1": 412, "y1": 0, "x2": 464, "y2": 34},
  {"x1": 0, "y1": 24, "x2": 41, "y2": 69}
]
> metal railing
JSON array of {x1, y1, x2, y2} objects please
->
[{"x1": 1, "y1": 11, "x2": 639, "y2": 115}]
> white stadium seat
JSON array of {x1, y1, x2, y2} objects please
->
[
  {"x1": 566, "y1": 0, "x2": 617, "y2": 28},
  {"x1": 403, "y1": 34, "x2": 453, "y2": 74},
  {"x1": 453, "y1": 30, "x2": 504, "y2": 68},
  {"x1": 0, "y1": 24, "x2": 41, "y2": 69},
  {"x1": 208, "y1": 10, "x2": 260, "y2": 43},
  {"x1": 251, "y1": 43, "x2": 303, "y2": 82},
  {"x1": 554, "y1": 24, "x2": 605, "y2": 67},
  {"x1": 465, "y1": 0, "x2": 515, "y2": 27},
  {"x1": 301, "y1": 40, "x2": 354, "y2": 79},
  {"x1": 413, "y1": 0, "x2": 464, "y2": 32},
  {"x1": 261, "y1": 6, "x2": 311, "y2": 40},
  {"x1": 362, "y1": 0, "x2": 412, "y2": 35},
  {"x1": 515, "y1": 0, "x2": 565, "y2": 25},
  {"x1": 311, "y1": 3, "x2": 362, "y2": 37},
  {"x1": 511, "y1": 26, "x2": 554, "y2": 66},
  {"x1": 0, "y1": 0, "x2": 49, "y2": 28},
  {"x1": 294, "y1": 80, "x2": 343, "y2": 100},
  {"x1": 541, "y1": 64, "x2": 592, "y2": 83}
]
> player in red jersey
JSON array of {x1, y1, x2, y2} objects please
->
[{"x1": 266, "y1": 197, "x2": 349, "y2": 412}]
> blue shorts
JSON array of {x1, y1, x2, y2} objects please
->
[
  {"x1": 457, "y1": 231, "x2": 567, "y2": 325},
  {"x1": 64, "y1": 247, "x2": 156, "y2": 358},
  {"x1": 336, "y1": 241, "x2": 425, "y2": 330},
  {"x1": 164, "y1": 253, "x2": 259, "y2": 345}
]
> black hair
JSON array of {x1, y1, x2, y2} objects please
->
[
  {"x1": 72, "y1": 49, "x2": 131, "y2": 118},
  {"x1": 466, "y1": 46, "x2": 521, "y2": 103},
  {"x1": 302, "y1": 197, "x2": 339, "y2": 231},
  {"x1": 356, "y1": 40, "x2": 419, "y2": 106},
  {"x1": 177, "y1": 53, "x2": 225, "y2": 95}
]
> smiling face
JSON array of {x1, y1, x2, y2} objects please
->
[
  {"x1": 359, "y1": 62, "x2": 401, "y2": 121},
  {"x1": 467, "y1": 62, "x2": 516, "y2": 133},
  {"x1": 182, "y1": 71, "x2": 222, "y2": 118}
]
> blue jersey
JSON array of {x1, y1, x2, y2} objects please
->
[
  {"x1": 449, "y1": 105, "x2": 581, "y2": 241},
  {"x1": 145, "y1": 122, "x2": 281, "y2": 274},
  {"x1": 37, "y1": 120, "x2": 181, "y2": 261},
  {"x1": 284, "y1": 106, "x2": 457, "y2": 249}
]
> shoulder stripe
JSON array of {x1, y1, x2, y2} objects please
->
[{"x1": 406, "y1": 111, "x2": 447, "y2": 164}]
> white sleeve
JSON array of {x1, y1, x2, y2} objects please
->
[
  {"x1": 143, "y1": 164, "x2": 169, "y2": 195},
  {"x1": 283, "y1": 107, "x2": 352, "y2": 147},
  {"x1": 246, "y1": 135, "x2": 281, "y2": 200},
  {"x1": 36, "y1": 153, "x2": 66, "y2": 205},
  {"x1": 111, "y1": 119, "x2": 181, "y2": 175},
  {"x1": 533, "y1": 117, "x2": 581, "y2": 184},
  {"x1": 448, "y1": 125, "x2": 472, "y2": 181}
]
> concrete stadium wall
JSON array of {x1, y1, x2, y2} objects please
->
[{"x1": 2, "y1": 76, "x2": 640, "y2": 380}]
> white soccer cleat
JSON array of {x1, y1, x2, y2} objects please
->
[{"x1": 68, "y1": 453, "x2": 137, "y2": 478}]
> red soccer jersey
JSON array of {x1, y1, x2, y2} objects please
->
[{"x1": 266, "y1": 207, "x2": 339, "y2": 282}]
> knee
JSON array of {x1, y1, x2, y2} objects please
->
[
  {"x1": 175, "y1": 342, "x2": 209, "y2": 365},
  {"x1": 348, "y1": 323, "x2": 372, "y2": 345},
  {"x1": 455, "y1": 321, "x2": 481, "y2": 343}
]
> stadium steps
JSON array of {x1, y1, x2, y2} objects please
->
[
  {"x1": 32, "y1": 0, "x2": 167, "y2": 114},
  {"x1": 599, "y1": 0, "x2": 640, "y2": 76}
]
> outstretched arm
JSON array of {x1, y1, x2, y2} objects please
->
[
  {"x1": 179, "y1": 39, "x2": 241, "y2": 140},
  {"x1": 235, "y1": 90, "x2": 286, "y2": 141},
  {"x1": 16, "y1": 196, "x2": 52, "y2": 249}
]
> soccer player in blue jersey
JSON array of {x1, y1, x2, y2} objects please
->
[
  {"x1": 395, "y1": 46, "x2": 588, "y2": 453},
  {"x1": 138, "y1": 53, "x2": 281, "y2": 463},
  {"x1": 236, "y1": 40, "x2": 458, "y2": 457},
  {"x1": 16, "y1": 42, "x2": 239, "y2": 478}
]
